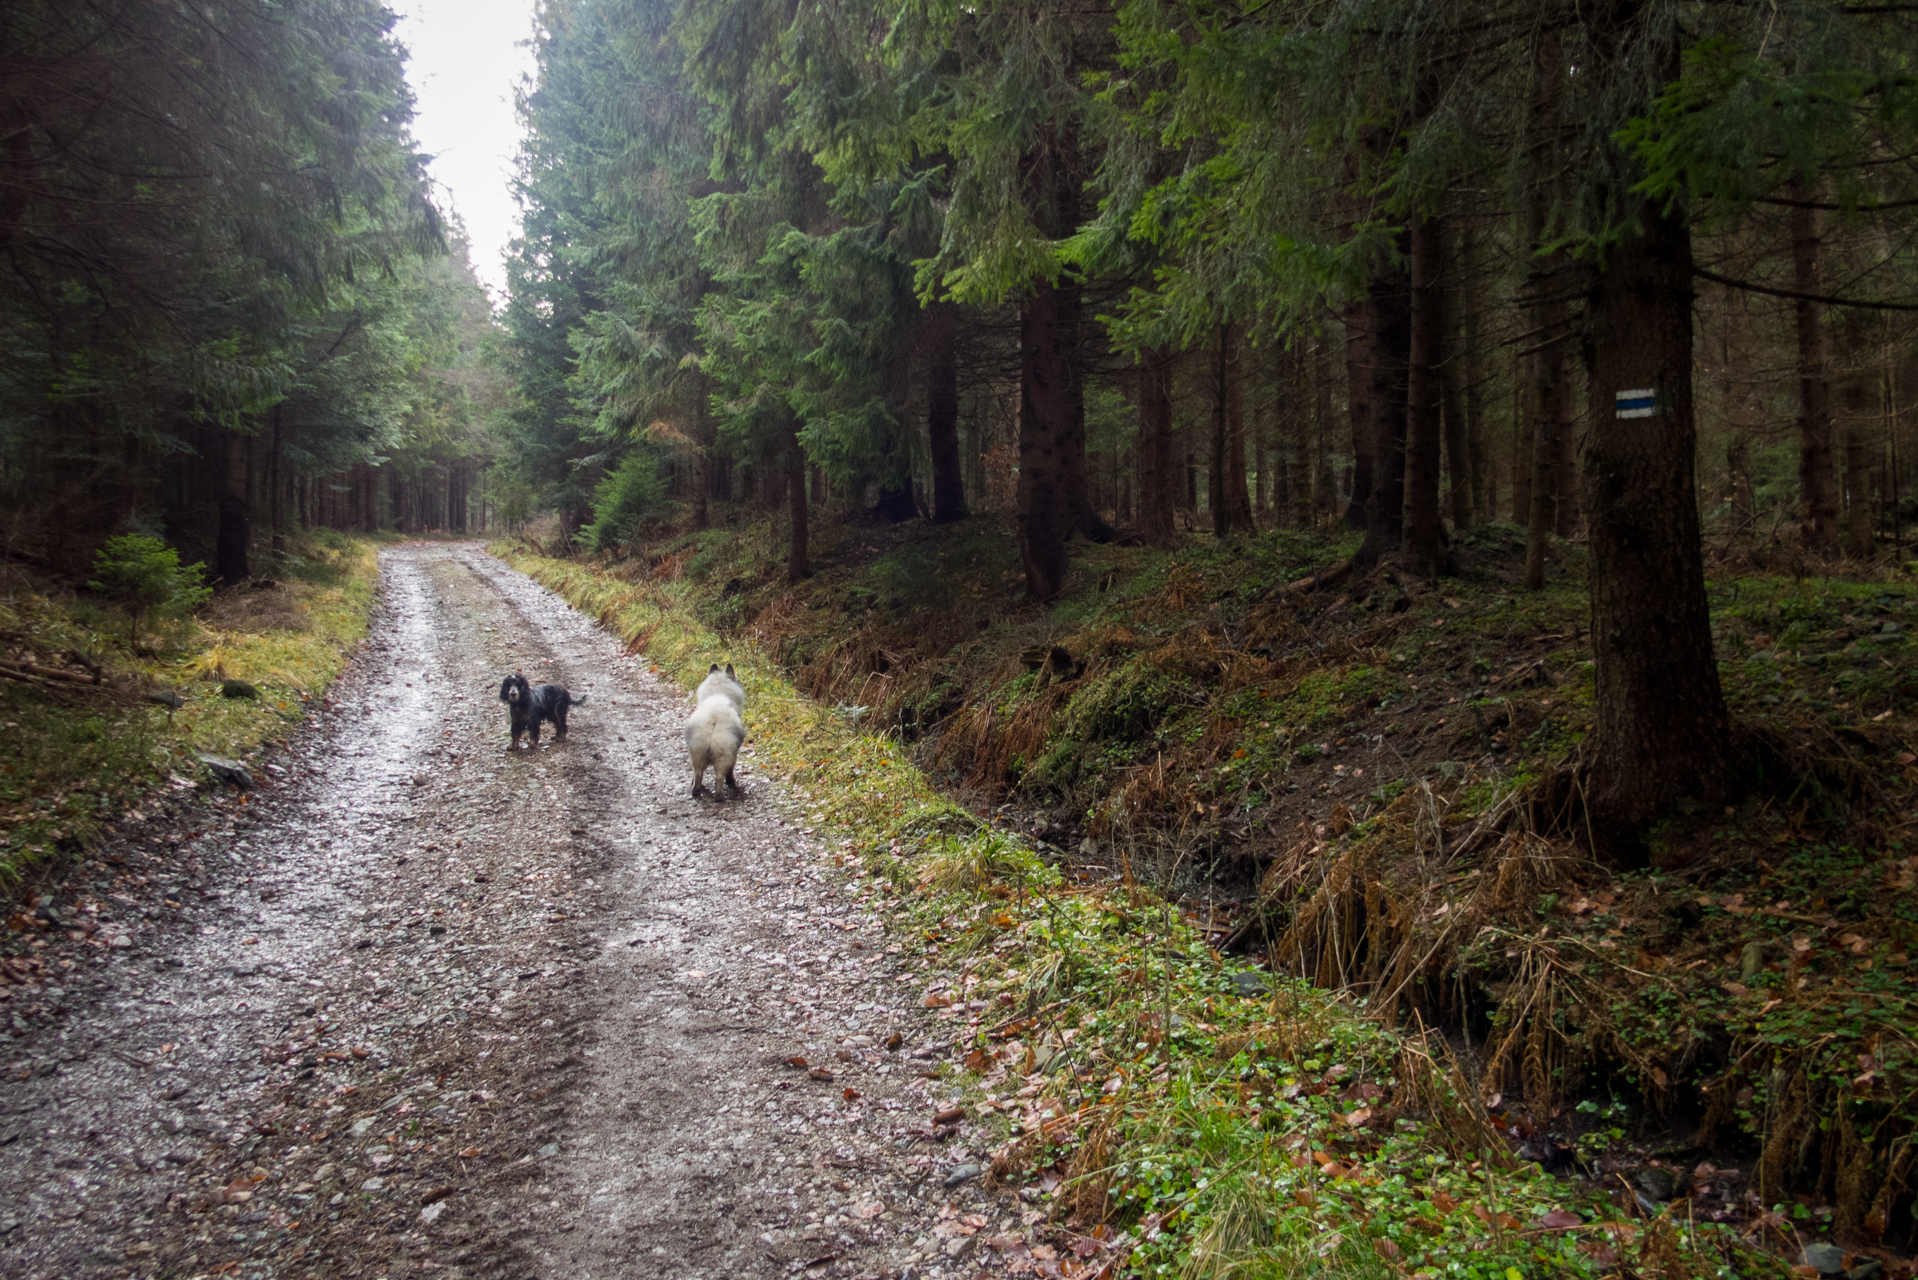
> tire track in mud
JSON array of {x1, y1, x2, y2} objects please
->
[{"x1": 0, "y1": 543, "x2": 1016, "y2": 1280}]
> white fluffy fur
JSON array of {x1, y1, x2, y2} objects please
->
[{"x1": 685, "y1": 663, "x2": 746, "y2": 799}]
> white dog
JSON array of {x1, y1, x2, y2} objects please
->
[{"x1": 684, "y1": 663, "x2": 746, "y2": 800}]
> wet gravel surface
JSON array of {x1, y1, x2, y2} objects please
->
[{"x1": 0, "y1": 543, "x2": 1050, "y2": 1280}]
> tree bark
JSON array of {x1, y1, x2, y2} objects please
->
[
  {"x1": 1356, "y1": 243, "x2": 1411, "y2": 569},
  {"x1": 925, "y1": 300, "x2": 967, "y2": 523},
  {"x1": 1792, "y1": 199, "x2": 1839, "y2": 555},
  {"x1": 217, "y1": 429, "x2": 250, "y2": 586},
  {"x1": 1211, "y1": 323, "x2": 1253, "y2": 537},
  {"x1": 1404, "y1": 210, "x2": 1447, "y2": 579},
  {"x1": 1136, "y1": 350, "x2": 1176, "y2": 545},
  {"x1": 1461, "y1": 221, "x2": 1490, "y2": 524},
  {"x1": 1512, "y1": 348, "x2": 1534, "y2": 526},
  {"x1": 1018, "y1": 276, "x2": 1080, "y2": 600},
  {"x1": 1342, "y1": 302, "x2": 1372, "y2": 530},
  {"x1": 1523, "y1": 348, "x2": 1563, "y2": 591},
  {"x1": 1554, "y1": 360, "x2": 1580, "y2": 536},
  {"x1": 268, "y1": 405, "x2": 285, "y2": 553},
  {"x1": 1440, "y1": 281, "x2": 1473, "y2": 531},
  {"x1": 786, "y1": 412, "x2": 809, "y2": 582},
  {"x1": 1582, "y1": 201, "x2": 1731, "y2": 834},
  {"x1": 1313, "y1": 333, "x2": 1335, "y2": 524},
  {"x1": 1846, "y1": 420, "x2": 1874, "y2": 558}
]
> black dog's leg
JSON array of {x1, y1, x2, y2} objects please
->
[{"x1": 554, "y1": 703, "x2": 568, "y2": 740}]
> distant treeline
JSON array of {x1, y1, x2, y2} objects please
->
[{"x1": 0, "y1": 0, "x2": 511, "y2": 580}]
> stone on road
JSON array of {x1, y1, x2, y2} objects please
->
[{"x1": 0, "y1": 543, "x2": 1011, "y2": 1280}]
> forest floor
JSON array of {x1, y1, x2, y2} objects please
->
[
  {"x1": 504, "y1": 505, "x2": 1918, "y2": 1280},
  {"x1": 0, "y1": 517, "x2": 1912, "y2": 1280}
]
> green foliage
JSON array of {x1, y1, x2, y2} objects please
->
[
  {"x1": 577, "y1": 452, "x2": 670, "y2": 551},
  {"x1": 1059, "y1": 660, "x2": 1190, "y2": 745},
  {"x1": 87, "y1": 536, "x2": 212, "y2": 644}
]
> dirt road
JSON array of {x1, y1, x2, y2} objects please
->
[{"x1": 0, "y1": 544, "x2": 1019, "y2": 1280}]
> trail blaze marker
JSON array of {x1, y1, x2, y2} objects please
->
[{"x1": 1614, "y1": 388, "x2": 1656, "y2": 419}]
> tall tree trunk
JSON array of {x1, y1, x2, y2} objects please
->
[
  {"x1": 1554, "y1": 360, "x2": 1580, "y2": 536},
  {"x1": 1792, "y1": 199, "x2": 1839, "y2": 555},
  {"x1": 1137, "y1": 351, "x2": 1176, "y2": 545},
  {"x1": 268, "y1": 405, "x2": 285, "y2": 553},
  {"x1": 1356, "y1": 243, "x2": 1411, "y2": 569},
  {"x1": 1404, "y1": 210, "x2": 1447, "y2": 579},
  {"x1": 1289, "y1": 341, "x2": 1312, "y2": 529},
  {"x1": 1209, "y1": 323, "x2": 1231, "y2": 537},
  {"x1": 1512, "y1": 351, "x2": 1534, "y2": 525},
  {"x1": 217, "y1": 429, "x2": 251, "y2": 586},
  {"x1": 1313, "y1": 333, "x2": 1335, "y2": 524},
  {"x1": 1440, "y1": 296, "x2": 1472, "y2": 531},
  {"x1": 786, "y1": 413, "x2": 809, "y2": 582},
  {"x1": 1583, "y1": 200, "x2": 1730, "y2": 835},
  {"x1": 1522, "y1": 349, "x2": 1563, "y2": 590},
  {"x1": 1462, "y1": 221, "x2": 1490, "y2": 524},
  {"x1": 1018, "y1": 277, "x2": 1080, "y2": 600},
  {"x1": 1211, "y1": 323, "x2": 1253, "y2": 537},
  {"x1": 1846, "y1": 420, "x2": 1874, "y2": 558},
  {"x1": 926, "y1": 300, "x2": 967, "y2": 523},
  {"x1": 1342, "y1": 302, "x2": 1372, "y2": 530}
]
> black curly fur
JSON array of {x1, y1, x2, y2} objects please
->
[{"x1": 498, "y1": 672, "x2": 586, "y2": 747}]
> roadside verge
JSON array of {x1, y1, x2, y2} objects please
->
[{"x1": 504, "y1": 545, "x2": 1773, "y2": 1280}]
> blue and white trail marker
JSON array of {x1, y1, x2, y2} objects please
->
[{"x1": 1614, "y1": 388, "x2": 1657, "y2": 419}]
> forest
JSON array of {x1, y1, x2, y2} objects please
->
[
  {"x1": 494, "y1": 0, "x2": 1918, "y2": 843},
  {"x1": 0, "y1": 0, "x2": 509, "y2": 589},
  {"x1": 5, "y1": 0, "x2": 1918, "y2": 1275}
]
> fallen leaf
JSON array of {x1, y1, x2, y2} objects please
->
[
  {"x1": 853, "y1": 1201, "x2": 885, "y2": 1220},
  {"x1": 457, "y1": 1147, "x2": 481, "y2": 1159},
  {"x1": 420, "y1": 1185, "x2": 455, "y2": 1205},
  {"x1": 842, "y1": 1088, "x2": 862, "y2": 1102},
  {"x1": 885, "y1": 1031, "x2": 903, "y2": 1051},
  {"x1": 934, "y1": 1107, "x2": 964, "y2": 1125},
  {"x1": 787, "y1": 1056, "x2": 808, "y2": 1069},
  {"x1": 807, "y1": 1067, "x2": 835, "y2": 1082}
]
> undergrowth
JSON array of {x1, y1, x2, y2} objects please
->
[
  {"x1": 505, "y1": 540, "x2": 1787, "y2": 1279},
  {"x1": 0, "y1": 534, "x2": 379, "y2": 885}
]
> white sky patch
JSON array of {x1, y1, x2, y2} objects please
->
[{"x1": 394, "y1": 0, "x2": 539, "y2": 306}]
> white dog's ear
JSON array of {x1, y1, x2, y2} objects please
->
[
  {"x1": 725, "y1": 664, "x2": 736, "y2": 678},
  {"x1": 709, "y1": 663, "x2": 719, "y2": 673}
]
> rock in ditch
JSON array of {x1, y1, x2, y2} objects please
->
[{"x1": 199, "y1": 755, "x2": 254, "y2": 791}]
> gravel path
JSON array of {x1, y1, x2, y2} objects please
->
[{"x1": 0, "y1": 543, "x2": 1037, "y2": 1280}]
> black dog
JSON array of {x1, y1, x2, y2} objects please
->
[{"x1": 498, "y1": 672, "x2": 586, "y2": 747}]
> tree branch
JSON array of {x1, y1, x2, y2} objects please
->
[{"x1": 1693, "y1": 265, "x2": 1918, "y2": 311}]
